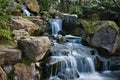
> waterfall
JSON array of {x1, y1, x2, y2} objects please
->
[
  {"x1": 41, "y1": 37, "x2": 120, "y2": 80},
  {"x1": 41, "y1": 39, "x2": 98, "y2": 80},
  {"x1": 48, "y1": 19, "x2": 62, "y2": 35},
  {"x1": 22, "y1": 5, "x2": 31, "y2": 17}
]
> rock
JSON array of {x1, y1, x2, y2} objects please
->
[
  {"x1": 3, "y1": 65, "x2": 12, "y2": 73},
  {"x1": 17, "y1": 0, "x2": 40, "y2": 13},
  {"x1": 26, "y1": 0, "x2": 40, "y2": 13},
  {"x1": 14, "y1": 63, "x2": 39, "y2": 80},
  {"x1": 62, "y1": 13, "x2": 77, "y2": 33},
  {"x1": 10, "y1": 16, "x2": 39, "y2": 35},
  {"x1": 55, "y1": 34, "x2": 66, "y2": 44},
  {"x1": 81, "y1": 21, "x2": 119, "y2": 54},
  {"x1": 54, "y1": 11, "x2": 63, "y2": 19},
  {"x1": 0, "y1": 67, "x2": 7, "y2": 80},
  {"x1": 18, "y1": 37, "x2": 51, "y2": 61},
  {"x1": 32, "y1": 18, "x2": 44, "y2": 26},
  {"x1": 117, "y1": 35, "x2": 120, "y2": 50},
  {"x1": 12, "y1": 29, "x2": 30, "y2": 41},
  {"x1": 0, "y1": 45, "x2": 22, "y2": 65},
  {"x1": 41, "y1": 11, "x2": 49, "y2": 21},
  {"x1": 32, "y1": 18, "x2": 48, "y2": 34},
  {"x1": 12, "y1": 9, "x2": 22, "y2": 16},
  {"x1": 110, "y1": 57, "x2": 120, "y2": 70}
]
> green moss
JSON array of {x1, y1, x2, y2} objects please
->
[
  {"x1": 20, "y1": 59, "x2": 33, "y2": 66},
  {"x1": 95, "y1": 21, "x2": 119, "y2": 32},
  {"x1": 80, "y1": 20, "x2": 119, "y2": 37}
]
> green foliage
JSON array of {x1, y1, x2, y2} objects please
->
[
  {"x1": 16, "y1": 4, "x2": 22, "y2": 10},
  {"x1": 81, "y1": 0, "x2": 120, "y2": 21},
  {"x1": 0, "y1": 20, "x2": 12, "y2": 42},
  {"x1": 69, "y1": 5, "x2": 82, "y2": 17},
  {"x1": 21, "y1": 59, "x2": 33, "y2": 66},
  {"x1": 0, "y1": 0, "x2": 11, "y2": 16},
  {"x1": 0, "y1": 29, "x2": 11, "y2": 40},
  {"x1": 38, "y1": 0, "x2": 50, "y2": 11}
]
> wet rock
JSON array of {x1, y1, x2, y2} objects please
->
[
  {"x1": 62, "y1": 13, "x2": 77, "y2": 33},
  {"x1": 10, "y1": 16, "x2": 39, "y2": 35},
  {"x1": 0, "y1": 45, "x2": 22, "y2": 65},
  {"x1": 0, "y1": 67, "x2": 7, "y2": 80},
  {"x1": 110, "y1": 57, "x2": 120, "y2": 70},
  {"x1": 81, "y1": 21, "x2": 119, "y2": 54},
  {"x1": 18, "y1": 36, "x2": 51, "y2": 61},
  {"x1": 55, "y1": 34, "x2": 66, "y2": 44},
  {"x1": 14, "y1": 63, "x2": 39, "y2": 80}
]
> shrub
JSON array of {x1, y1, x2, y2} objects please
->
[{"x1": 0, "y1": 20, "x2": 12, "y2": 42}]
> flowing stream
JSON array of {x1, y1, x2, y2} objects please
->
[{"x1": 42, "y1": 18, "x2": 120, "y2": 80}]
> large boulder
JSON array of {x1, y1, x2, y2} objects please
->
[
  {"x1": 14, "y1": 63, "x2": 39, "y2": 80},
  {"x1": 0, "y1": 45, "x2": 22, "y2": 65},
  {"x1": 10, "y1": 16, "x2": 39, "y2": 35},
  {"x1": 0, "y1": 67, "x2": 7, "y2": 80},
  {"x1": 16, "y1": 0, "x2": 40, "y2": 13},
  {"x1": 18, "y1": 37, "x2": 51, "y2": 61},
  {"x1": 81, "y1": 21, "x2": 119, "y2": 54}
]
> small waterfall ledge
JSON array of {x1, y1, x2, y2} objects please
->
[{"x1": 48, "y1": 19, "x2": 62, "y2": 35}]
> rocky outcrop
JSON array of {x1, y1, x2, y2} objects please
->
[
  {"x1": 12, "y1": 29, "x2": 30, "y2": 41},
  {"x1": 81, "y1": 21, "x2": 119, "y2": 54},
  {"x1": 0, "y1": 45, "x2": 22, "y2": 65},
  {"x1": 14, "y1": 63, "x2": 39, "y2": 80},
  {"x1": 18, "y1": 37, "x2": 51, "y2": 61},
  {"x1": 0, "y1": 67, "x2": 7, "y2": 80},
  {"x1": 32, "y1": 18, "x2": 48, "y2": 34},
  {"x1": 10, "y1": 17, "x2": 39, "y2": 35},
  {"x1": 32, "y1": 18, "x2": 44, "y2": 26},
  {"x1": 16, "y1": 0, "x2": 40, "y2": 13}
]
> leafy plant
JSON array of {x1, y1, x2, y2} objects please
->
[
  {"x1": 16, "y1": 4, "x2": 22, "y2": 10},
  {"x1": 38, "y1": 0, "x2": 50, "y2": 11},
  {"x1": 0, "y1": 0, "x2": 11, "y2": 16},
  {"x1": 0, "y1": 20, "x2": 12, "y2": 42},
  {"x1": 0, "y1": 29, "x2": 11, "y2": 40}
]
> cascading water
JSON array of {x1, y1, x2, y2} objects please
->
[
  {"x1": 48, "y1": 19, "x2": 62, "y2": 35},
  {"x1": 42, "y1": 19, "x2": 120, "y2": 80},
  {"x1": 22, "y1": 4, "x2": 31, "y2": 16},
  {"x1": 41, "y1": 38, "x2": 99, "y2": 80}
]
